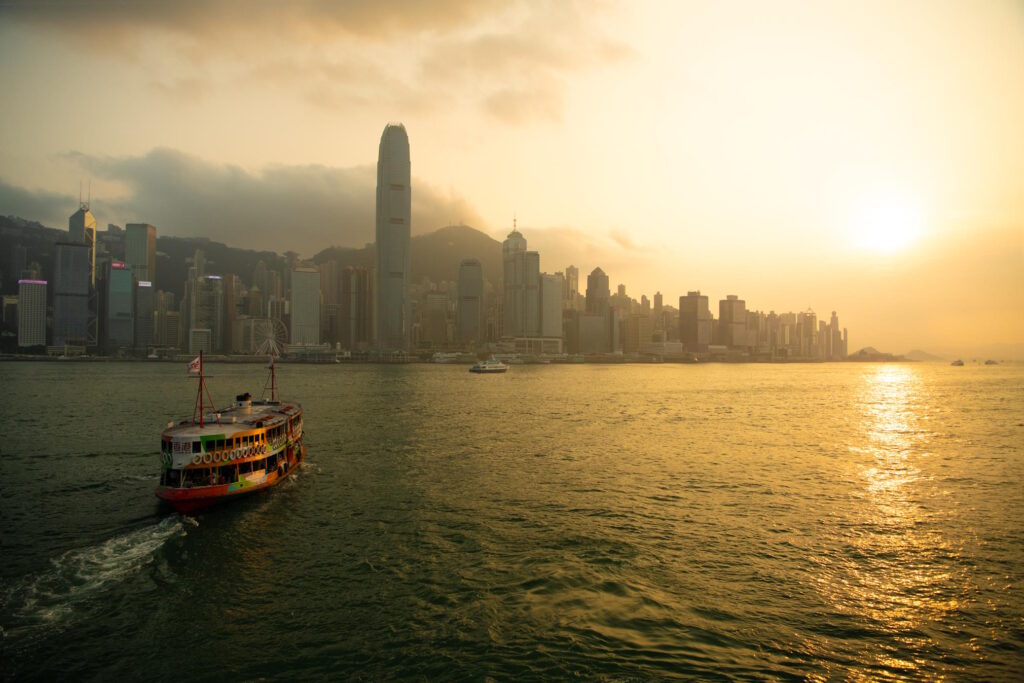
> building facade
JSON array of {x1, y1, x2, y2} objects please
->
[
  {"x1": 457, "y1": 258, "x2": 483, "y2": 346},
  {"x1": 679, "y1": 291, "x2": 712, "y2": 353},
  {"x1": 68, "y1": 203, "x2": 97, "y2": 287},
  {"x1": 125, "y1": 223, "x2": 156, "y2": 284},
  {"x1": 290, "y1": 267, "x2": 321, "y2": 347},
  {"x1": 52, "y1": 241, "x2": 91, "y2": 346},
  {"x1": 17, "y1": 279, "x2": 47, "y2": 347},
  {"x1": 106, "y1": 262, "x2": 134, "y2": 352},
  {"x1": 375, "y1": 123, "x2": 411, "y2": 350}
]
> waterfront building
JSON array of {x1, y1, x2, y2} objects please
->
[
  {"x1": 719, "y1": 295, "x2": 747, "y2": 349},
  {"x1": 578, "y1": 313, "x2": 610, "y2": 354},
  {"x1": 678, "y1": 291, "x2": 712, "y2": 353},
  {"x1": 68, "y1": 202, "x2": 97, "y2": 287},
  {"x1": 797, "y1": 309, "x2": 817, "y2": 358},
  {"x1": 134, "y1": 280, "x2": 154, "y2": 350},
  {"x1": 563, "y1": 265, "x2": 579, "y2": 310},
  {"x1": 457, "y1": 258, "x2": 483, "y2": 346},
  {"x1": 290, "y1": 267, "x2": 321, "y2": 347},
  {"x1": 623, "y1": 313, "x2": 653, "y2": 354},
  {"x1": 164, "y1": 310, "x2": 182, "y2": 349},
  {"x1": 52, "y1": 241, "x2": 91, "y2": 346},
  {"x1": 189, "y1": 328, "x2": 213, "y2": 354},
  {"x1": 375, "y1": 123, "x2": 411, "y2": 351},
  {"x1": 125, "y1": 223, "x2": 156, "y2": 284},
  {"x1": 190, "y1": 275, "x2": 224, "y2": 354},
  {"x1": 585, "y1": 267, "x2": 610, "y2": 315},
  {"x1": 106, "y1": 262, "x2": 134, "y2": 353},
  {"x1": 502, "y1": 223, "x2": 540, "y2": 338},
  {"x1": 17, "y1": 279, "x2": 47, "y2": 347},
  {"x1": 540, "y1": 273, "x2": 563, "y2": 339},
  {"x1": 422, "y1": 292, "x2": 449, "y2": 348},
  {"x1": 340, "y1": 266, "x2": 374, "y2": 350}
]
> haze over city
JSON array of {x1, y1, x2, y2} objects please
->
[{"x1": 1, "y1": 0, "x2": 1021, "y2": 357}]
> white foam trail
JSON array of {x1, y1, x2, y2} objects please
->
[{"x1": 11, "y1": 516, "x2": 186, "y2": 624}]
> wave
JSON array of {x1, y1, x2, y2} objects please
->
[{"x1": 4, "y1": 516, "x2": 186, "y2": 627}]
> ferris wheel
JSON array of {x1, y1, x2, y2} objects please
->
[{"x1": 253, "y1": 318, "x2": 288, "y2": 357}]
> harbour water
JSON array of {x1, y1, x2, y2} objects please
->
[{"x1": 1, "y1": 361, "x2": 1022, "y2": 680}]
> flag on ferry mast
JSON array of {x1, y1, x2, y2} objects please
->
[{"x1": 188, "y1": 356, "x2": 200, "y2": 374}]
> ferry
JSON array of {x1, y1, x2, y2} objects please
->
[
  {"x1": 469, "y1": 359, "x2": 509, "y2": 374},
  {"x1": 156, "y1": 352, "x2": 306, "y2": 513}
]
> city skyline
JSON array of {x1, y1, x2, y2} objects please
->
[{"x1": 0, "y1": 1, "x2": 1021, "y2": 357}]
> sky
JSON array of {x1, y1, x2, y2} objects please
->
[{"x1": 1, "y1": 0, "x2": 1022, "y2": 357}]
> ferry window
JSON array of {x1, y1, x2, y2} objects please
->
[
  {"x1": 239, "y1": 460, "x2": 252, "y2": 474},
  {"x1": 192, "y1": 441, "x2": 201, "y2": 453}
]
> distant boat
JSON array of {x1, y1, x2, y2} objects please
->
[
  {"x1": 984, "y1": 359, "x2": 998, "y2": 365},
  {"x1": 469, "y1": 359, "x2": 508, "y2": 374},
  {"x1": 951, "y1": 359, "x2": 964, "y2": 366}
]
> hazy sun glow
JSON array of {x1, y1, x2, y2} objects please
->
[{"x1": 851, "y1": 197, "x2": 924, "y2": 253}]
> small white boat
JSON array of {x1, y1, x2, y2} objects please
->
[{"x1": 469, "y1": 359, "x2": 509, "y2": 374}]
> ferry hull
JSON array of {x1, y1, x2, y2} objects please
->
[{"x1": 157, "y1": 443, "x2": 306, "y2": 514}]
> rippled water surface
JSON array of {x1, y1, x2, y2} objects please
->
[{"x1": 1, "y1": 361, "x2": 1022, "y2": 680}]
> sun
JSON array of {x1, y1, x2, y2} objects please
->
[{"x1": 851, "y1": 197, "x2": 924, "y2": 253}]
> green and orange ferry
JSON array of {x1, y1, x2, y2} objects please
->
[{"x1": 156, "y1": 352, "x2": 306, "y2": 513}]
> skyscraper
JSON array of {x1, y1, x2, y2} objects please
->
[
  {"x1": 585, "y1": 267, "x2": 610, "y2": 315},
  {"x1": 340, "y1": 266, "x2": 375, "y2": 350},
  {"x1": 564, "y1": 265, "x2": 579, "y2": 308},
  {"x1": 106, "y1": 262, "x2": 134, "y2": 353},
  {"x1": 17, "y1": 279, "x2": 47, "y2": 347},
  {"x1": 69, "y1": 202, "x2": 97, "y2": 287},
  {"x1": 502, "y1": 224, "x2": 528, "y2": 337},
  {"x1": 457, "y1": 258, "x2": 483, "y2": 346},
  {"x1": 540, "y1": 273, "x2": 563, "y2": 339},
  {"x1": 375, "y1": 123, "x2": 411, "y2": 350},
  {"x1": 679, "y1": 291, "x2": 712, "y2": 352},
  {"x1": 52, "y1": 241, "x2": 91, "y2": 346},
  {"x1": 290, "y1": 267, "x2": 321, "y2": 347},
  {"x1": 125, "y1": 223, "x2": 156, "y2": 284},
  {"x1": 190, "y1": 274, "x2": 224, "y2": 354},
  {"x1": 719, "y1": 295, "x2": 747, "y2": 349},
  {"x1": 134, "y1": 280, "x2": 154, "y2": 350}
]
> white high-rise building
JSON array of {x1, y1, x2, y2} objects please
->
[
  {"x1": 290, "y1": 267, "x2": 321, "y2": 347},
  {"x1": 18, "y1": 279, "x2": 47, "y2": 347},
  {"x1": 125, "y1": 223, "x2": 156, "y2": 283},
  {"x1": 375, "y1": 123, "x2": 411, "y2": 350}
]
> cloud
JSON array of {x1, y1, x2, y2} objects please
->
[
  {"x1": 3, "y1": 0, "x2": 632, "y2": 125},
  {"x1": 4, "y1": 148, "x2": 484, "y2": 257},
  {"x1": 0, "y1": 181, "x2": 77, "y2": 227},
  {"x1": 608, "y1": 229, "x2": 650, "y2": 252},
  {"x1": 1, "y1": 0, "x2": 508, "y2": 46}
]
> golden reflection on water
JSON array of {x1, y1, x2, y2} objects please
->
[{"x1": 815, "y1": 365, "x2": 964, "y2": 680}]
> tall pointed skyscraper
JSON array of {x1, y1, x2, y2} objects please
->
[
  {"x1": 375, "y1": 123, "x2": 411, "y2": 351},
  {"x1": 69, "y1": 200, "x2": 97, "y2": 287}
]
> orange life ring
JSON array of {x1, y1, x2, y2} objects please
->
[{"x1": 203, "y1": 453, "x2": 212, "y2": 464}]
